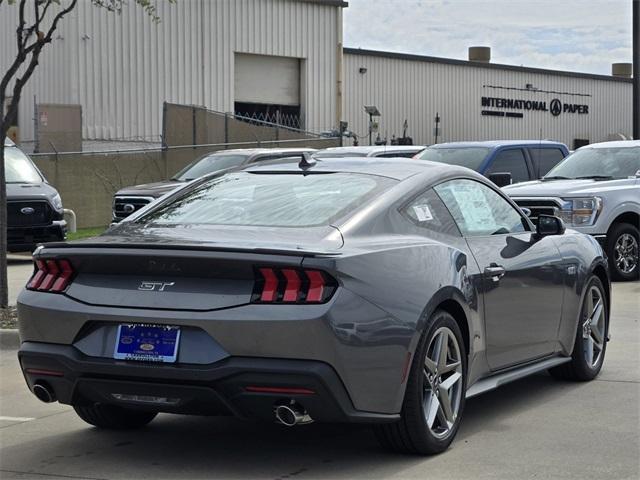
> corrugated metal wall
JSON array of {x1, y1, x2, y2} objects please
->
[
  {"x1": 343, "y1": 52, "x2": 633, "y2": 147},
  {"x1": 0, "y1": 0, "x2": 340, "y2": 142}
]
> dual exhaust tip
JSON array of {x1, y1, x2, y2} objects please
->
[
  {"x1": 33, "y1": 382, "x2": 56, "y2": 403},
  {"x1": 274, "y1": 401, "x2": 313, "y2": 427}
]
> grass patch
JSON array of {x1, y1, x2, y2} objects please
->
[
  {"x1": 1, "y1": 306, "x2": 18, "y2": 329},
  {"x1": 66, "y1": 226, "x2": 106, "y2": 241}
]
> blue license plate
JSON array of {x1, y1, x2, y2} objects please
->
[{"x1": 114, "y1": 324, "x2": 181, "y2": 363}]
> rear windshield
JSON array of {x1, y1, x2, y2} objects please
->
[
  {"x1": 4, "y1": 147, "x2": 43, "y2": 183},
  {"x1": 138, "y1": 171, "x2": 396, "y2": 227},
  {"x1": 417, "y1": 147, "x2": 490, "y2": 171},
  {"x1": 173, "y1": 154, "x2": 248, "y2": 181}
]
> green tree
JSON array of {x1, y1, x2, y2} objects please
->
[{"x1": 0, "y1": 0, "x2": 169, "y2": 308}]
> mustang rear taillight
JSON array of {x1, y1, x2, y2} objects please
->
[
  {"x1": 252, "y1": 267, "x2": 337, "y2": 304},
  {"x1": 27, "y1": 259, "x2": 75, "y2": 293}
]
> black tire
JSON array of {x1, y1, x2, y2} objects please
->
[
  {"x1": 606, "y1": 222, "x2": 639, "y2": 281},
  {"x1": 374, "y1": 310, "x2": 467, "y2": 455},
  {"x1": 549, "y1": 276, "x2": 608, "y2": 381},
  {"x1": 74, "y1": 403, "x2": 157, "y2": 429}
]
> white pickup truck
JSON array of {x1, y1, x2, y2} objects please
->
[{"x1": 504, "y1": 140, "x2": 640, "y2": 281}]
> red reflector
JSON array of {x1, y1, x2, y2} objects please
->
[
  {"x1": 25, "y1": 368, "x2": 64, "y2": 377},
  {"x1": 27, "y1": 260, "x2": 48, "y2": 290},
  {"x1": 305, "y1": 270, "x2": 325, "y2": 302},
  {"x1": 38, "y1": 260, "x2": 60, "y2": 291},
  {"x1": 281, "y1": 269, "x2": 301, "y2": 302},
  {"x1": 245, "y1": 386, "x2": 315, "y2": 395},
  {"x1": 259, "y1": 268, "x2": 278, "y2": 302},
  {"x1": 51, "y1": 259, "x2": 73, "y2": 292}
]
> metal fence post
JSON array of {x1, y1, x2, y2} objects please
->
[
  {"x1": 161, "y1": 101, "x2": 168, "y2": 149},
  {"x1": 192, "y1": 106, "x2": 197, "y2": 148}
]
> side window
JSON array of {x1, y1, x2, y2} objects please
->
[
  {"x1": 434, "y1": 179, "x2": 529, "y2": 236},
  {"x1": 529, "y1": 148, "x2": 566, "y2": 177},
  {"x1": 401, "y1": 188, "x2": 461, "y2": 236},
  {"x1": 486, "y1": 149, "x2": 530, "y2": 183},
  {"x1": 252, "y1": 154, "x2": 285, "y2": 163}
]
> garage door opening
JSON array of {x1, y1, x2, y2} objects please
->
[{"x1": 234, "y1": 53, "x2": 302, "y2": 129}]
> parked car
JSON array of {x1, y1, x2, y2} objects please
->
[
  {"x1": 19, "y1": 156, "x2": 609, "y2": 455},
  {"x1": 313, "y1": 145, "x2": 426, "y2": 159},
  {"x1": 416, "y1": 140, "x2": 569, "y2": 186},
  {"x1": 504, "y1": 140, "x2": 640, "y2": 281},
  {"x1": 4, "y1": 138, "x2": 66, "y2": 252},
  {"x1": 112, "y1": 147, "x2": 316, "y2": 222}
]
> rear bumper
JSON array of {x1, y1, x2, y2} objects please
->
[
  {"x1": 18, "y1": 342, "x2": 399, "y2": 424},
  {"x1": 8, "y1": 220, "x2": 66, "y2": 252}
]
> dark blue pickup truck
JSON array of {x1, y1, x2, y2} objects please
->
[{"x1": 416, "y1": 140, "x2": 569, "y2": 186}]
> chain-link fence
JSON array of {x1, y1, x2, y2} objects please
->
[{"x1": 162, "y1": 103, "x2": 329, "y2": 148}]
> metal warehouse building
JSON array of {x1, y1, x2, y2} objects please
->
[{"x1": 0, "y1": 0, "x2": 633, "y2": 149}]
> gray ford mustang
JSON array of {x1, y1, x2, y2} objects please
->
[{"x1": 17, "y1": 157, "x2": 610, "y2": 454}]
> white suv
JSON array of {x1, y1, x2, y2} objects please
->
[{"x1": 503, "y1": 140, "x2": 640, "y2": 281}]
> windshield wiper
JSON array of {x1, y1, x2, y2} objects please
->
[
  {"x1": 541, "y1": 175, "x2": 570, "y2": 181},
  {"x1": 575, "y1": 175, "x2": 613, "y2": 180}
]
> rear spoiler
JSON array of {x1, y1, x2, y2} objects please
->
[{"x1": 35, "y1": 241, "x2": 341, "y2": 258}]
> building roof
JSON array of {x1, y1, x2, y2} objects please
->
[{"x1": 344, "y1": 47, "x2": 633, "y2": 84}]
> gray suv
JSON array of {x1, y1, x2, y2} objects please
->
[
  {"x1": 504, "y1": 140, "x2": 640, "y2": 281},
  {"x1": 5, "y1": 138, "x2": 66, "y2": 252}
]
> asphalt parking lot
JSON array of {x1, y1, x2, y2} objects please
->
[{"x1": 1, "y1": 260, "x2": 638, "y2": 479}]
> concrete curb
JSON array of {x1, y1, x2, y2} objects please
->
[{"x1": 0, "y1": 329, "x2": 20, "y2": 350}]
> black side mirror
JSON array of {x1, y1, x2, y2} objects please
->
[
  {"x1": 488, "y1": 172, "x2": 512, "y2": 187},
  {"x1": 537, "y1": 214, "x2": 566, "y2": 236}
]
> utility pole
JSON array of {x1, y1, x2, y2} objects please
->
[{"x1": 634, "y1": 0, "x2": 639, "y2": 139}]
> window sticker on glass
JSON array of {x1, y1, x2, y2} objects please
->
[{"x1": 412, "y1": 204, "x2": 433, "y2": 222}]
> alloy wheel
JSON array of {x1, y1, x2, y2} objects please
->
[
  {"x1": 582, "y1": 286, "x2": 606, "y2": 369},
  {"x1": 614, "y1": 233, "x2": 638, "y2": 275},
  {"x1": 422, "y1": 327, "x2": 463, "y2": 439}
]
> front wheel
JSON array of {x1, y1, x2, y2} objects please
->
[
  {"x1": 549, "y1": 276, "x2": 608, "y2": 381},
  {"x1": 374, "y1": 310, "x2": 467, "y2": 455},
  {"x1": 606, "y1": 222, "x2": 639, "y2": 281}
]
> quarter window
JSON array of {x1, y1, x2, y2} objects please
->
[
  {"x1": 402, "y1": 189, "x2": 460, "y2": 236},
  {"x1": 434, "y1": 179, "x2": 528, "y2": 236},
  {"x1": 486, "y1": 149, "x2": 530, "y2": 184}
]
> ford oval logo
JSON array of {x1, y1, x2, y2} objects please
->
[
  {"x1": 123, "y1": 204, "x2": 136, "y2": 213},
  {"x1": 20, "y1": 207, "x2": 35, "y2": 215}
]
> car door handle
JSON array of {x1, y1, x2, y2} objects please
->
[{"x1": 484, "y1": 265, "x2": 506, "y2": 281}]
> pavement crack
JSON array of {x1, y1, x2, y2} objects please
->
[{"x1": 0, "y1": 469, "x2": 108, "y2": 480}]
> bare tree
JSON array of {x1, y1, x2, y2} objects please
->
[{"x1": 0, "y1": 0, "x2": 170, "y2": 308}]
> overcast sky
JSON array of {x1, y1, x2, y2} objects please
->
[{"x1": 343, "y1": 0, "x2": 633, "y2": 75}]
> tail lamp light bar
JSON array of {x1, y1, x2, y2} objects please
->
[
  {"x1": 252, "y1": 267, "x2": 337, "y2": 304},
  {"x1": 26, "y1": 259, "x2": 75, "y2": 293}
]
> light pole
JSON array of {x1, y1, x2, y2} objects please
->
[{"x1": 364, "y1": 105, "x2": 381, "y2": 146}]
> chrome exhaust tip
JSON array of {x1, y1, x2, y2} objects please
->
[
  {"x1": 274, "y1": 402, "x2": 313, "y2": 426},
  {"x1": 33, "y1": 382, "x2": 56, "y2": 403}
]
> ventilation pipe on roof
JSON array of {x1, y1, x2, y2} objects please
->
[
  {"x1": 469, "y1": 46, "x2": 491, "y2": 63},
  {"x1": 611, "y1": 63, "x2": 633, "y2": 78}
]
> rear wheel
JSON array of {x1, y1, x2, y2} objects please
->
[
  {"x1": 374, "y1": 310, "x2": 466, "y2": 454},
  {"x1": 549, "y1": 276, "x2": 608, "y2": 381},
  {"x1": 74, "y1": 404, "x2": 157, "y2": 429},
  {"x1": 606, "y1": 222, "x2": 639, "y2": 281}
]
